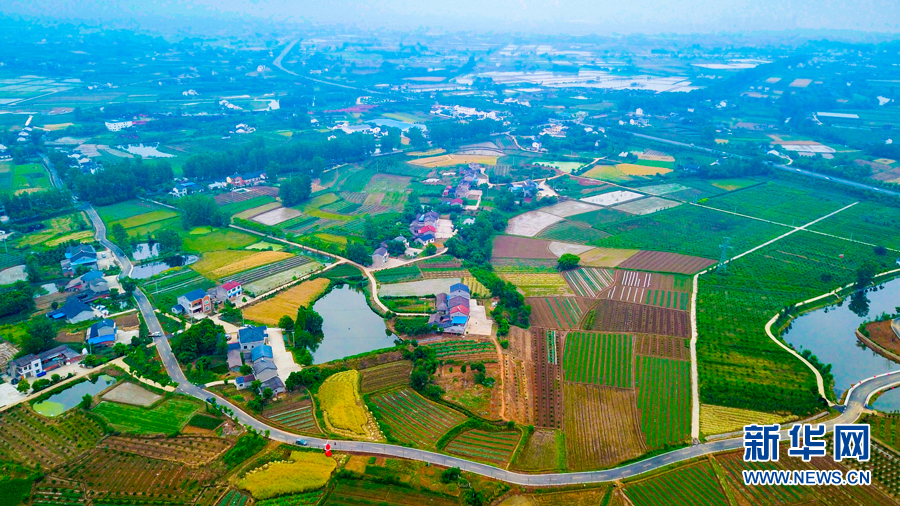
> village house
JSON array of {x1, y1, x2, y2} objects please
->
[
  {"x1": 8, "y1": 345, "x2": 82, "y2": 379},
  {"x1": 65, "y1": 269, "x2": 104, "y2": 292},
  {"x1": 226, "y1": 171, "x2": 266, "y2": 187},
  {"x1": 76, "y1": 277, "x2": 110, "y2": 303},
  {"x1": 104, "y1": 119, "x2": 133, "y2": 132},
  {"x1": 61, "y1": 244, "x2": 98, "y2": 277},
  {"x1": 48, "y1": 296, "x2": 96, "y2": 324},
  {"x1": 169, "y1": 182, "x2": 197, "y2": 198},
  {"x1": 86, "y1": 319, "x2": 117, "y2": 348},
  {"x1": 238, "y1": 325, "x2": 268, "y2": 353},
  {"x1": 428, "y1": 283, "x2": 470, "y2": 334},
  {"x1": 227, "y1": 342, "x2": 243, "y2": 371},
  {"x1": 173, "y1": 288, "x2": 212, "y2": 316},
  {"x1": 371, "y1": 247, "x2": 389, "y2": 268},
  {"x1": 217, "y1": 280, "x2": 243, "y2": 301}
]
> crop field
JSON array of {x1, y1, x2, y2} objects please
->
[
  {"x1": 98, "y1": 435, "x2": 233, "y2": 465},
  {"x1": 0, "y1": 405, "x2": 106, "y2": 469},
  {"x1": 527, "y1": 297, "x2": 591, "y2": 329},
  {"x1": 92, "y1": 397, "x2": 201, "y2": 435},
  {"x1": 360, "y1": 361, "x2": 413, "y2": 393},
  {"x1": 218, "y1": 490, "x2": 250, "y2": 506},
  {"x1": 634, "y1": 335, "x2": 689, "y2": 360},
  {"x1": 505, "y1": 210, "x2": 565, "y2": 237},
  {"x1": 460, "y1": 276, "x2": 489, "y2": 297},
  {"x1": 193, "y1": 250, "x2": 294, "y2": 279},
  {"x1": 708, "y1": 178, "x2": 760, "y2": 191},
  {"x1": 428, "y1": 340, "x2": 496, "y2": 361},
  {"x1": 324, "y1": 478, "x2": 457, "y2": 506},
  {"x1": 408, "y1": 153, "x2": 497, "y2": 167},
  {"x1": 368, "y1": 387, "x2": 468, "y2": 447},
  {"x1": 230, "y1": 254, "x2": 315, "y2": 285},
  {"x1": 318, "y1": 370, "x2": 373, "y2": 437},
  {"x1": 562, "y1": 332, "x2": 633, "y2": 388},
  {"x1": 613, "y1": 196, "x2": 681, "y2": 216},
  {"x1": 0, "y1": 162, "x2": 51, "y2": 193},
  {"x1": 537, "y1": 220, "x2": 611, "y2": 244},
  {"x1": 497, "y1": 269, "x2": 572, "y2": 296},
  {"x1": 113, "y1": 209, "x2": 179, "y2": 230},
  {"x1": 591, "y1": 300, "x2": 689, "y2": 337},
  {"x1": 31, "y1": 477, "x2": 85, "y2": 506},
  {"x1": 625, "y1": 462, "x2": 728, "y2": 506},
  {"x1": 417, "y1": 255, "x2": 463, "y2": 270},
  {"x1": 220, "y1": 195, "x2": 278, "y2": 215},
  {"x1": 378, "y1": 278, "x2": 459, "y2": 297},
  {"x1": 266, "y1": 397, "x2": 321, "y2": 434},
  {"x1": 831, "y1": 438, "x2": 900, "y2": 501},
  {"x1": 146, "y1": 269, "x2": 214, "y2": 310},
  {"x1": 512, "y1": 429, "x2": 562, "y2": 472},
  {"x1": 563, "y1": 268, "x2": 611, "y2": 297},
  {"x1": 239, "y1": 451, "x2": 336, "y2": 500},
  {"x1": 563, "y1": 383, "x2": 647, "y2": 470},
  {"x1": 492, "y1": 235, "x2": 557, "y2": 259},
  {"x1": 595, "y1": 204, "x2": 788, "y2": 260},
  {"x1": 636, "y1": 356, "x2": 690, "y2": 448},
  {"x1": 445, "y1": 429, "x2": 521, "y2": 466},
  {"x1": 253, "y1": 206, "x2": 304, "y2": 226},
  {"x1": 808, "y1": 201, "x2": 900, "y2": 249},
  {"x1": 366, "y1": 174, "x2": 412, "y2": 192},
  {"x1": 60, "y1": 448, "x2": 215, "y2": 503},
  {"x1": 183, "y1": 228, "x2": 259, "y2": 253},
  {"x1": 243, "y1": 277, "x2": 330, "y2": 325},
  {"x1": 530, "y1": 328, "x2": 564, "y2": 428},
  {"x1": 700, "y1": 404, "x2": 794, "y2": 436},
  {"x1": 96, "y1": 199, "x2": 168, "y2": 223},
  {"x1": 373, "y1": 264, "x2": 423, "y2": 283},
  {"x1": 704, "y1": 181, "x2": 854, "y2": 225},
  {"x1": 617, "y1": 250, "x2": 717, "y2": 275},
  {"x1": 15, "y1": 211, "x2": 92, "y2": 248},
  {"x1": 581, "y1": 164, "x2": 631, "y2": 183},
  {"x1": 581, "y1": 190, "x2": 644, "y2": 206}
]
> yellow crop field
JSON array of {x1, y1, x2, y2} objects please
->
[
  {"x1": 238, "y1": 451, "x2": 336, "y2": 499},
  {"x1": 409, "y1": 154, "x2": 498, "y2": 168},
  {"x1": 318, "y1": 370, "x2": 371, "y2": 437},
  {"x1": 700, "y1": 404, "x2": 797, "y2": 436},
  {"x1": 191, "y1": 250, "x2": 288, "y2": 279},
  {"x1": 497, "y1": 272, "x2": 572, "y2": 297},
  {"x1": 243, "y1": 278, "x2": 330, "y2": 325},
  {"x1": 407, "y1": 148, "x2": 446, "y2": 157},
  {"x1": 578, "y1": 247, "x2": 639, "y2": 267},
  {"x1": 616, "y1": 163, "x2": 673, "y2": 176},
  {"x1": 212, "y1": 251, "x2": 292, "y2": 278}
]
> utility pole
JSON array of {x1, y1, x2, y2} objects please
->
[{"x1": 717, "y1": 237, "x2": 733, "y2": 275}]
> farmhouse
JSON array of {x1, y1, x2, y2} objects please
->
[
  {"x1": 65, "y1": 268, "x2": 104, "y2": 292},
  {"x1": 262, "y1": 376, "x2": 286, "y2": 395},
  {"x1": 252, "y1": 357, "x2": 278, "y2": 383},
  {"x1": 414, "y1": 234, "x2": 435, "y2": 246},
  {"x1": 48, "y1": 296, "x2": 95, "y2": 324},
  {"x1": 449, "y1": 198, "x2": 464, "y2": 207},
  {"x1": 8, "y1": 346, "x2": 82, "y2": 379},
  {"x1": 104, "y1": 119, "x2": 133, "y2": 132},
  {"x1": 86, "y1": 319, "x2": 117, "y2": 347},
  {"x1": 217, "y1": 280, "x2": 243, "y2": 301},
  {"x1": 7, "y1": 355, "x2": 41, "y2": 379},
  {"x1": 169, "y1": 182, "x2": 197, "y2": 198},
  {"x1": 371, "y1": 247, "x2": 390, "y2": 268},
  {"x1": 76, "y1": 277, "x2": 110, "y2": 303},
  {"x1": 238, "y1": 325, "x2": 268, "y2": 352},
  {"x1": 61, "y1": 244, "x2": 98, "y2": 277},
  {"x1": 227, "y1": 171, "x2": 266, "y2": 187},
  {"x1": 173, "y1": 288, "x2": 212, "y2": 316},
  {"x1": 250, "y1": 344, "x2": 274, "y2": 362},
  {"x1": 235, "y1": 374, "x2": 255, "y2": 390},
  {"x1": 227, "y1": 342, "x2": 242, "y2": 371},
  {"x1": 428, "y1": 283, "x2": 470, "y2": 334}
]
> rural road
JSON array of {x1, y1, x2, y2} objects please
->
[
  {"x1": 88, "y1": 200, "x2": 900, "y2": 485},
  {"x1": 629, "y1": 132, "x2": 900, "y2": 198},
  {"x1": 273, "y1": 39, "x2": 390, "y2": 96}
]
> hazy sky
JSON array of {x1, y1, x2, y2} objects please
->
[{"x1": 7, "y1": 0, "x2": 900, "y2": 34}]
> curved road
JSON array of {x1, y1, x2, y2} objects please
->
[{"x1": 86, "y1": 207, "x2": 900, "y2": 485}]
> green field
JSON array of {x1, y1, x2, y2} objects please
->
[
  {"x1": 645, "y1": 289, "x2": 690, "y2": 310},
  {"x1": 625, "y1": 462, "x2": 728, "y2": 506},
  {"x1": 703, "y1": 181, "x2": 855, "y2": 225},
  {"x1": 92, "y1": 397, "x2": 201, "y2": 434},
  {"x1": 221, "y1": 195, "x2": 277, "y2": 215},
  {"x1": 562, "y1": 332, "x2": 632, "y2": 388},
  {"x1": 182, "y1": 228, "x2": 259, "y2": 252},
  {"x1": 536, "y1": 220, "x2": 610, "y2": 244},
  {"x1": 373, "y1": 264, "x2": 423, "y2": 284},
  {"x1": 368, "y1": 388, "x2": 468, "y2": 448},
  {"x1": 808, "y1": 201, "x2": 900, "y2": 250},
  {"x1": 96, "y1": 199, "x2": 165, "y2": 222},
  {"x1": 636, "y1": 356, "x2": 690, "y2": 449},
  {"x1": 339, "y1": 168, "x2": 377, "y2": 192},
  {"x1": 0, "y1": 162, "x2": 51, "y2": 193},
  {"x1": 144, "y1": 269, "x2": 215, "y2": 310}
]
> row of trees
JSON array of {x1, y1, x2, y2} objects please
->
[
  {"x1": 0, "y1": 281, "x2": 35, "y2": 319},
  {"x1": 71, "y1": 159, "x2": 173, "y2": 205},
  {"x1": 279, "y1": 304, "x2": 326, "y2": 365},
  {"x1": 0, "y1": 188, "x2": 74, "y2": 221},
  {"x1": 180, "y1": 195, "x2": 229, "y2": 229}
]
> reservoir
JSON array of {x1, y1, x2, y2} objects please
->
[
  {"x1": 33, "y1": 374, "x2": 116, "y2": 417},
  {"x1": 310, "y1": 284, "x2": 396, "y2": 364},
  {"x1": 782, "y1": 278, "x2": 900, "y2": 410}
]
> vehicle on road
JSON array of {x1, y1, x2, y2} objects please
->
[
  {"x1": 150, "y1": 331, "x2": 162, "y2": 337},
  {"x1": 296, "y1": 439, "x2": 308, "y2": 446}
]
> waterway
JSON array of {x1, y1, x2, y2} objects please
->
[
  {"x1": 783, "y1": 278, "x2": 900, "y2": 410},
  {"x1": 310, "y1": 285, "x2": 396, "y2": 364},
  {"x1": 33, "y1": 374, "x2": 116, "y2": 417}
]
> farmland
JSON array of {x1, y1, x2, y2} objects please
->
[
  {"x1": 445, "y1": 429, "x2": 521, "y2": 466},
  {"x1": 428, "y1": 339, "x2": 496, "y2": 361},
  {"x1": 92, "y1": 397, "x2": 201, "y2": 435},
  {"x1": 563, "y1": 268, "x2": 614, "y2": 297},
  {"x1": 244, "y1": 277, "x2": 331, "y2": 326},
  {"x1": 183, "y1": 228, "x2": 259, "y2": 253},
  {"x1": 492, "y1": 235, "x2": 558, "y2": 260},
  {"x1": 98, "y1": 435, "x2": 233, "y2": 465},
  {"x1": 318, "y1": 370, "x2": 375, "y2": 438},
  {"x1": 374, "y1": 264, "x2": 424, "y2": 284},
  {"x1": 512, "y1": 429, "x2": 564, "y2": 472},
  {"x1": 634, "y1": 335, "x2": 689, "y2": 360},
  {"x1": 635, "y1": 356, "x2": 690, "y2": 449},
  {"x1": 529, "y1": 328, "x2": 564, "y2": 428},
  {"x1": 703, "y1": 180, "x2": 854, "y2": 225},
  {"x1": 360, "y1": 361, "x2": 413, "y2": 393},
  {"x1": 368, "y1": 387, "x2": 468, "y2": 447},
  {"x1": 700, "y1": 404, "x2": 794, "y2": 436},
  {"x1": 591, "y1": 300, "x2": 690, "y2": 337},
  {"x1": 562, "y1": 332, "x2": 633, "y2": 388},
  {"x1": 563, "y1": 383, "x2": 647, "y2": 470},
  {"x1": 0, "y1": 162, "x2": 51, "y2": 193},
  {"x1": 144, "y1": 268, "x2": 215, "y2": 310},
  {"x1": 0, "y1": 405, "x2": 106, "y2": 469},
  {"x1": 238, "y1": 451, "x2": 336, "y2": 500},
  {"x1": 232, "y1": 255, "x2": 320, "y2": 294},
  {"x1": 625, "y1": 462, "x2": 728, "y2": 506},
  {"x1": 808, "y1": 200, "x2": 900, "y2": 249},
  {"x1": 617, "y1": 250, "x2": 717, "y2": 275},
  {"x1": 323, "y1": 477, "x2": 457, "y2": 506},
  {"x1": 265, "y1": 396, "x2": 321, "y2": 434},
  {"x1": 191, "y1": 250, "x2": 294, "y2": 279},
  {"x1": 497, "y1": 267, "x2": 572, "y2": 297}
]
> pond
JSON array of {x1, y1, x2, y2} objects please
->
[
  {"x1": 131, "y1": 255, "x2": 198, "y2": 279},
  {"x1": 371, "y1": 118, "x2": 427, "y2": 132},
  {"x1": 33, "y1": 374, "x2": 116, "y2": 417},
  {"x1": 310, "y1": 285, "x2": 396, "y2": 364},
  {"x1": 783, "y1": 277, "x2": 900, "y2": 410},
  {"x1": 132, "y1": 242, "x2": 160, "y2": 261},
  {"x1": 120, "y1": 143, "x2": 174, "y2": 158}
]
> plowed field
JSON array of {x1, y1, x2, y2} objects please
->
[{"x1": 591, "y1": 300, "x2": 689, "y2": 337}]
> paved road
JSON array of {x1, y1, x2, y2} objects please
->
[
  {"x1": 88, "y1": 201, "x2": 900, "y2": 485},
  {"x1": 630, "y1": 132, "x2": 900, "y2": 198},
  {"x1": 273, "y1": 39, "x2": 390, "y2": 96}
]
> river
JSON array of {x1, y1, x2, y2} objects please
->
[
  {"x1": 783, "y1": 278, "x2": 900, "y2": 410},
  {"x1": 310, "y1": 285, "x2": 396, "y2": 364}
]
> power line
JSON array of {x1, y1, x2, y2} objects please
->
[{"x1": 717, "y1": 237, "x2": 733, "y2": 275}]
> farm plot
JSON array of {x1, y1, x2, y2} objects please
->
[
  {"x1": 408, "y1": 153, "x2": 497, "y2": 167},
  {"x1": 214, "y1": 187, "x2": 278, "y2": 206},
  {"x1": 445, "y1": 429, "x2": 521, "y2": 466},
  {"x1": 808, "y1": 200, "x2": 900, "y2": 249},
  {"x1": 98, "y1": 435, "x2": 233, "y2": 465},
  {"x1": 577, "y1": 247, "x2": 640, "y2": 268},
  {"x1": 492, "y1": 235, "x2": 557, "y2": 260},
  {"x1": 636, "y1": 356, "x2": 691, "y2": 449},
  {"x1": 562, "y1": 332, "x2": 633, "y2": 388},
  {"x1": 252, "y1": 206, "x2": 303, "y2": 226},
  {"x1": 632, "y1": 183, "x2": 691, "y2": 196},
  {"x1": 183, "y1": 228, "x2": 259, "y2": 253},
  {"x1": 541, "y1": 200, "x2": 602, "y2": 218},
  {"x1": 624, "y1": 462, "x2": 728, "y2": 506},
  {"x1": 591, "y1": 300, "x2": 690, "y2": 338},
  {"x1": 318, "y1": 370, "x2": 377, "y2": 438},
  {"x1": 265, "y1": 398, "x2": 321, "y2": 434},
  {"x1": 537, "y1": 220, "x2": 611, "y2": 244},
  {"x1": 92, "y1": 397, "x2": 201, "y2": 435},
  {"x1": 563, "y1": 267, "x2": 614, "y2": 297},
  {"x1": 231, "y1": 255, "x2": 317, "y2": 289},
  {"x1": 198, "y1": 251, "x2": 294, "y2": 280},
  {"x1": 417, "y1": 255, "x2": 462, "y2": 270},
  {"x1": 700, "y1": 404, "x2": 794, "y2": 436},
  {"x1": 96, "y1": 199, "x2": 162, "y2": 223},
  {"x1": 30, "y1": 477, "x2": 85, "y2": 506},
  {"x1": 244, "y1": 277, "x2": 331, "y2": 327},
  {"x1": 563, "y1": 384, "x2": 647, "y2": 470},
  {"x1": 0, "y1": 405, "x2": 106, "y2": 469},
  {"x1": 373, "y1": 264, "x2": 423, "y2": 284},
  {"x1": 505, "y1": 210, "x2": 564, "y2": 237},
  {"x1": 360, "y1": 361, "x2": 413, "y2": 393},
  {"x1": 220, "y1": 195, "x2": 278, "y2": 215},
  {"x1": 428, "y1": 340, "x2": 496, "y2": 361},
  {"x1": 601, "y1": 270, "x2": 690, "y2": 310},
  {"x1": 366, "y1": 174, "x2": 412, "y2": 192},
  {"x1": 703, "y1": 180, "x2": 854, "y2": 225},
  {"x1": 60, "y1": 448, "x2": 215, "y2": 503},
  {"x1": 617, "y1": 250, "x2": 716, "y2": 275},
  {"x1": 324, "y1": 478, "x2": 458, "y2": 506},
  {"x1": 581, "y1": 190, "x2": 644, "y2": 206},
  {"x1": 218, "y1": 490, "x2": 250, "y2": 506},
  {"x1": 498, "y1": 269, "x2": 572, "y2": 297},
  {"x1": 368, "y1": 387, "x2": 468, "y2": 447},
  {"x1": 530, "y1": 328, "x2": 564, "y2": 428},
  {"x1": 634, "y1": 335, "x2": 689, "y2": 361},
  {"x1": 530, "y1": 297, "x2": 589, "y2": 329},
  {"x1": 612, "y1": 196, "x2": 680, "y2": 216},
  {"x1": 715, "y1": 451, "x2": 812, "y2": 506},
  {"x1": 233, "y1": 201, "x2": 282, "y2": 220},
  {"x1": 146, "y1": 269, "x2": 214, "y2": 310},
  {"x1": 378, "y1": 278, "x2": 458, "y2": 297}
]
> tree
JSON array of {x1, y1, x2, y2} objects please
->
[
  {"x1": 262, "y1": 387, "x2": 274, "y2": 401},
  {"x1": 386, "y1": 240, "x2": 406, "y2": 256},
  {"x1": 110, "y1": 222, "x2": 130, "y2": 248},
  {"x1": 406, "y1": 127, "x2": 427, "y2": 149},
  {"x1": 16, "y1": 379, "x2": 29, "y2": 394},
  {"x1": 25, "y1": 255, "x2": 42, "y2": 282},
  {"x1": 171, "y1": 319, "x2": 225, "y2": 362},
  {"x1": 21, "y1": 318, "x2": 57, "y2": 355},
  {"x1": 345, "y1": 242, "x2": 371, "y2": 266},
  {"x1": 441, "y1": 467, "x2": 461, "y2": 483},
  {"x1": 280, "y1": 175, "x2": 312, "y2": 206},
  {"x1": 278, "y1": 315, "x2": 295, "y2": 332},
  {"x1": 240, "y1": 364, "x2": 252, "y2": 375},
  {"x1": 0, "y1": 281, "x2": 35, "y2": 318},
  {"x1": 180, "y1": 195, "x2": 227, "y2": 229},
  {"x1": 557, "y1": 253, "x2": 580, "y2": 271},
  {"x1": 155, "y1": 229, "x2": 183, "y2": 254},
  {"x1": 79, "y1": 394, "x2": 93, "y2": 410},
  {"x1": 424, "y1": 243, "x2": 437, "y2": 256},
  {"x1": 121, "y1": 278, "x2": 137, "y2": 295},
  {"x1": 855, "y1": 260, "x2": 878, "y2": 288}
]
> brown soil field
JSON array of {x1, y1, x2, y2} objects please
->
[
  {"x1": 55, "y1": 330, "x2": 83, "y2": 343},
  {"x1": 578, "y1": 247, "x2": 640, "y2": 267},
  {"x1": 360, "y1": 361, "x2": 413, "y2": 394},
  {"x1": 243, "y1": 277, "x2": 331, "y2": 325},
  {"x1": 591, "y1": 300, "x2": 690, "y2": 338},
  {"x1": 563, "y1": 383, "x2": 647, "y2": 470},
  {"x1": 511, "y1": 429, "x2": 561, "y2": 472},
  {"x1": 98, "y1": 435, "x2": 233, "y2": 465},
  {"x1": 492, "y1": 235, "x2": 557, "y2": 259},
  {"x1": 435, "y1": 363, "x2": 502, "y2": 419},
  {"x1": 633, "y1": 335, "x2": 689, "y2": 361},
  {"x1": 114, "y1": 312, "x2": 141, "y2": 330},
  {"x1": 863, "y1": 320, "x2": 900, "y2": 357},
  {"x1": 527, "y1": 296, "x2": 593, "y2": 329},
  {"x1": 618, "y1": 250, "x2": 716, "y2": 274},
  {"x1": 101, "y1": 382, "x2": 161, "y2": 407},
  {"x1": 531, "y1": 328, "x2": 564, "y2": 428},
  {"x1": 502, "y1": 328, "x2": 533, "y2": 426}
]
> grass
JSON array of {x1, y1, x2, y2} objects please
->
[
  {"x1": 1, "y1": 162, "x2": 51, "y2": 193},
  {"x1": 96, "y1": 199, "x2": 165, "y2": 222},
  {"x1": 92, "y1": 397, "x2": 201, "y2": 435},
  {"x1": 246, "y1": 241, "x2": 285, "y2": 251},
  {"x1": 238, "y1": 451, "x2": 336, "y2": 499},
  {"x1": 0, "y1": 478, "x2": 33, "y2": 506},
  {"x1": 182, "y1": 228, "x2": 259, "y2": 253},
  {"x1": 366, "y1": 174, "x2": 412, "y2": 192},
  {"x1": 496, "y1": 269, "x2": 571, "y2": 297},
  {"x1": 14, "y1": 211, "x2": 91, "y2": 248},
  {"x1": 244, "y1": 278, "x2": 330, "y2": 325},
  {"x1": 318, "y1": 370, "x2": 371, "y2": 436}
]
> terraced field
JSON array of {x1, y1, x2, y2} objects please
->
[
  {"x1": 360, "y1": 362, "x2": 413, "y2": 393},
  {"x1": 92, "y1": 398, "x2": 201, "y2": 435},
  {"x1": 368, "y1": 388, "x2": 468, "y2": 447},
  {"x1": 528, "y1": 297, "x2": 590, "y2": 329},
  {"x1": 0, "y1": 405, "x2": 106, "y2": 469},
  {"x1": 625, "y1": 462, "x2": 728, "y2": 506},
  {"x1": 445, "y1": 429, "x2": 521, "y2": 466}
]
